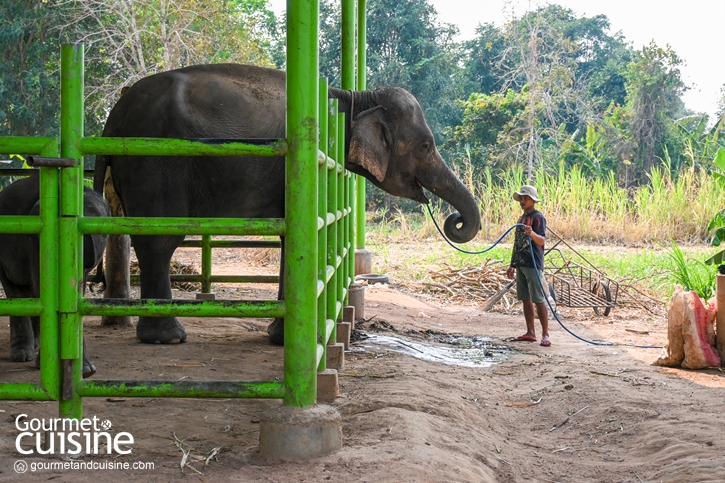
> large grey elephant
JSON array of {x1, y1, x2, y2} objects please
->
[
  {"x1": 95, "y1": 63, "x2": 481, "y2": 345},
  {"x1": 0, "y1": 174, "x2": 110, "y2": 377}
]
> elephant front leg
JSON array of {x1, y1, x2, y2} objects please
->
[
  {"x1": 134, "y1": 235, "x2": 187, "y2": 344},
  {"x1": 81, "y1": 336, "x2": 97, "y2": 378},
  {"x1": 10, "y1": 316, "x2": 36, "y2": 362},
  {"x1": 35, "y1": 335, "x2": 97, "y2": 379}
]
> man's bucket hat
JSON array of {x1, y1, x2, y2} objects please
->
[{"x1": 513, "y1": 185, "x2": 540, "y2": 202}]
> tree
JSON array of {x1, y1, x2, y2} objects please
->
[
  {"x1": 460, "y1": 23, "x2": 507, "y2": 97},
  {"x1": 319, "y1": 0, "x2": 463, "y2": 143},
  {"x1": 442, "y1": 89, "x2": 528, "y2": 174},
  {"x1": 57, "y1": 0, "x2": 280, "y2": 133},
  {"x1": 622, "y1": 41, "x2": 687, "y2": 184},
  {"x1": 495, "y1": 6, "x2": 580, "y2": 180},
  {"x1": 0, "y1": 0, "x2": 63, "y2": 137}
]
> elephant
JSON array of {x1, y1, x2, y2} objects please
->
[
  {"x1": 94, "y1": 63, "x2": 481, "y2": 345},
  {"x1": 0, "y1": 173, "x2": 110, "y2": 378}
]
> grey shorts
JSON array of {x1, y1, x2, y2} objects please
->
[{"x1": 515, "y1": 266, "x2": 546, "y2": 303}]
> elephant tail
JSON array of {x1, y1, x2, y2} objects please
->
[
  {"x1": 87, "y1": 261, "x2": 106, "y2": 294},
  {"x1": 93, "y1": 155, "x2": 107, "y2": 195}
]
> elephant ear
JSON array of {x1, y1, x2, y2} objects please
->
[{"x1": 349, "y1": 106, "x2": 390, "y2": 182}]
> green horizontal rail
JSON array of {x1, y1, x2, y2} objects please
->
[
  {"x1": 180, "y1": 239, "x2": 281, "y2": 248},
  {"x1": 131, "y1": 274, "x2": 279, "y2": 284},
  {"x1": 78, "y1": 217, "x2": 285, "y2": 236},
  {"x1": 0, "y1": 216, "x2": 44, "y2": 234},
  {"x1": 0, "y1": 383, "x2": 53, "y2": 401},
  {"x1": 77, "y1": 380, "x2": 285, "y2": 399},
  {"x1": 79, "y1": 298, "x2": 285, "y2": 318},
  {"x1": 78, "y1": 137, "x2": 287, "y2": 157},
  {"x1": 0, "y1": 136, "x2": 57, "y2": 155},
  {"x1": 0, "y1": 299, "x2": 44, "y2": 317}
]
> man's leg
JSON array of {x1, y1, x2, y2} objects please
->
[
  {"x1": 522, "y1": 299, "x2": 536, "y2": 338},
  {"x1": 535, "y1": 302, "x2": 549, "y2": 338}
]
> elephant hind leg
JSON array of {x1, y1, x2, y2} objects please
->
[
  {"x1": 133, "y1": 235, "x2": 187, "y2": 344},
  {"x1": 267, "y1": 318, "x2": 284, "y2": 346}
]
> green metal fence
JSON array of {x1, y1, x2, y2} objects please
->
[{"x1": 0, "y1": 0, "x2": 364, "y2": 419}]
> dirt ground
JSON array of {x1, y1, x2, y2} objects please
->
[{"x1": 1, "y1": 245, "x2": 725, "y2": 482}]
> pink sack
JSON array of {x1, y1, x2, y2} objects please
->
[{"x1": 655, "y1": 287, "x2": 721, "y2": 369}]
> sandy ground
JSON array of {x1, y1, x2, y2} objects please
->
[{"x1": 1, "y1": 246, "x2": 724, "y2": 482}]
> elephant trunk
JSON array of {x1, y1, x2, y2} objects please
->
[{"x1": 420, "y1": 150, "x2": 481, "y2": 244}]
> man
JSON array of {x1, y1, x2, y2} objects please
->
[{"x1": 506, "y1": 185, "x2": 550, "y2": 347}]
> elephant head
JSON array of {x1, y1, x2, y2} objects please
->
[{"x1": 333, "y1": 87, "x2": 481, "y2": 244}]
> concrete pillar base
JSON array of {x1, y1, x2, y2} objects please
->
[
  {"x1": 348, "y1": 283, "x2": 364, "y2": 321},
  {"x1": 354, "y1": 249, "x2": 372, "y2": 276},
  {"x1": 317, "y1": 369, "x2": 339, "y2": 402},
  {"x1": 259, "y1": 404, "x2": 342, "y2": 459},
  {"x1": 326, "y1": 343, "x2": 345, "y2": 370},
  {"x1": 336, "y1": 322, "x2": 351, "y2": 350},
  {"x1": 196, "y1": 292, "x2": 217, "y2": 300},
  {"x1": 342, "y1": 305, "x2": 355, "y2": 323}
]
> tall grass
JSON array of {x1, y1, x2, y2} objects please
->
[{"x1": 369, "y1": 161, "x2": 725, "y2": 245}]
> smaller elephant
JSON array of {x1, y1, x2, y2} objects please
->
[{"x1": 0, "y1": 173, "x2": 110, "y2": 378}]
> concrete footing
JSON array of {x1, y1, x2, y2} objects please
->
[
  {"x1": 354, "y1": 248, "x2": 372, "y2": 276},
  {"x1": 336, "y1": 321, "x2": 351, "y2": 350},
  {"x1": 259, "y1": 404, "x2": 342, "y2": 458},
  {"x1": 348, "y1": 283, "x2": 364, "y2": 321},
  {"x1": 326, "y1": 343, "x2": 345, "y2": 370},
  {"x1": 195, "y1": 292, "x2": 217, "y2": 300},
  {"x1": 343, "y1": 305, "x2": 355, "y2": 323},
  {"x1": 317, "y1": 369, "x2": 339, "y2": 401}
]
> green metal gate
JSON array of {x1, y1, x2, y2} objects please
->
[{"x1": 0, "y1": 0, "x2": 365, "y2": 420}]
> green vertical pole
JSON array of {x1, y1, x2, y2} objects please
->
[
  {"x1": 59, "y1": 44, "x2": 84, "y2": 419},
  {"x1": 337, "y1": 112, "x2": 347, "y2": 305},
  {"x1": 355, "y1": 0, "x2": 367, "y2": 249},
  {"x1": 357, "y1": 0, "x2": 367, "y2": 92},
  {"x1": 201, "y1": 235, "x2": 212, "y2": 293},
  {"x1": 327, "y1": 102, "x2": 339, "y2": 332},
  {"x1": 285, "y1": 0, "x2": 319, "y2": 407},
  {"x1": 317, "y1": 78, "x2": 329, "y2": 371},
  {"x1": 341, "y1": 0, "x2": 355, "y2": 90},
  {"x1": 39, "y1": 164, "x2": 61, "y2": 402}
]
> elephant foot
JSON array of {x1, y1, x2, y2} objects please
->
[
  {"x1": 137, "y1": 317, "x2": 187, "y2": 344},
  {"x1": 82, "y1": 356, "x2": 97, "y2": 379},
  {"x1": 34, "y1": 351, "x2": 97, "y2": 378},
  {"x1": 267, "y1": 318, "x2": 284, "y2": 346},
  {"x1": 10, "y1": 344, "x2": 35, "y2": 363}
]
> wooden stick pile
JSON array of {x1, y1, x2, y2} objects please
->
[{"x1": 401, "y1": 260, "x2": 515, "y2": 309}]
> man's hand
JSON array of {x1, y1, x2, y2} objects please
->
[
  {"x1": 506, "y1": 267, "x2": 515, "y2": 280},
  {"x1": 524, "y1": 225, "x2": 533, "y2": 237}
]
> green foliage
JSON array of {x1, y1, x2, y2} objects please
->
[
  {"x1": 442, "y1": 90, "x2": 528, "y2": 173},
  {"x1": 0, "y1": 0, "x2": 62, "y2": 137},
  {"x1": 663, "y1": 240, "x2": 716, "y2": 299},
  {"x1": 622, "y1": 41, "x2": 687, "y2": 184},
  {"x1": 319, "y1": 0, "x2": 463, "y2": 142}
]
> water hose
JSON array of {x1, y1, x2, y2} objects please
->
[{"x1": 426, "y1": 204, "x2": 663, "y2": 349}]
